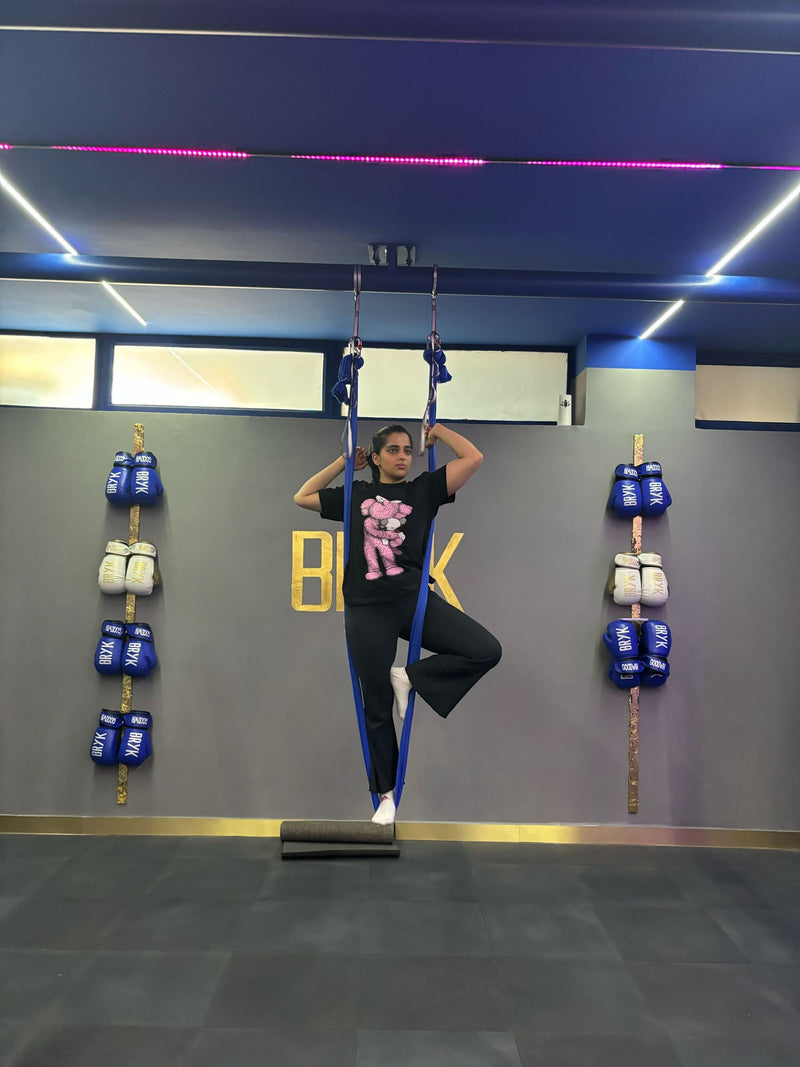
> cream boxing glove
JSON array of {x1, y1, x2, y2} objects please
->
[
  {"x1": 640, "y1": 552, "x2": 669, "y2": 606},
  {"x1": 98, "y1": 540, "x2": 131, "y2": 595},
  {"x1": 609, "y1": 553, "x2": 641, "y2": 606},
  {"x1": 125, "y1": 542, "x2": 159, "y2": 596}
]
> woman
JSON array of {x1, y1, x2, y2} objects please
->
[{"x1": 293, "y1": 422, "x2": 501, "y2": 825}]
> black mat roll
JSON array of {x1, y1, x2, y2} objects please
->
[{"x1": 279, "y1": 819, "x2": 394, "y2": 844}]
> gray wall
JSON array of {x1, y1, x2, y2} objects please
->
[{"x1": 1, "y1": 369, "x2": 798, "y2": 829}]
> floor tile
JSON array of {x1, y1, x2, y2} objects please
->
[
  {"x1": 51, "y1": 950, "x2": 229, "y2": 1026},
  {"x1": 667, "y1": 863, "x2": 770, "y2": 908},
  {"x1": 359, "y1": 956, "x2": 510, "y2": 1030},
  {"x1": 754, "y1": 963, "x2": 800, "y2": 1010},
  {"x1": 184, "y1": 1026, "x2": 356, "y2": 1066},
  {"x1": 471, "y1": 863, "x2": 591, "y2": 906},
  {"x1": 0, "y1": 856, "x2": 77, "y2": 897},
  {"x1": 556, "y1": 844, "x2": 660, "y2": 869},
  {"x1": 236, "y1": 899, "x2": 492, "y2": 955},
  {"x1": 709, "y1": 908, "x2": 800, "y2": 963},
  {"x1": 31, "y1": 841, "x2": 172, "y2": 899},
  {"x1": 514, "y1": 1030, "x2": 683, "y2": 1066},
  {"x1": 368, "y1": 852, "x2": 477, "y2": 902},
  {"x1": 356, "y1": 1029, "x2": 522, "y2": 1066},
  {"x1": 177, "y1": 836, "x2": 280, "y2": 861},
  {"x1": 258, "y1": 858, "x2": 370, "y2": 901},
  {"x1": 463, "y1": 842, "x2": 563, "y2": 865},
  {"x1": 594, "y1": 905, "x2": 746, "y2": 963},
  {"x1": 4, "y1": 1024, "x2": 195, "y2": 1066},
  {"x1": 629, "y1": 961, "x2": 800, "y2": 1039},
  {"x1": 669, "y1": 1035, "x2": 800, "y2": 1066},
  {"x1": 0, "y1": 897, "x2": 127, "y2": 949},
  {"x1": 203, "y1": 953, "x2": 360, "y2": 1028},
  {"x1": 101, "y1": 898, "x2": 252, "y2": 951},
  {"x1": 0, "y1": 950, "x2": 91, "y2": 1022},
  {"x1": 497, "y1": 958, "x2": 659, "y2": 1034},
  {"x1": 570, "y1": 865, "x2": 685, "y2": 906},
  {"x1": 483, "y1": 902, "x2": 620, "y2": 958},
  {"x1": 146, "y1": 856, "x2": 268, "y2": 899}
]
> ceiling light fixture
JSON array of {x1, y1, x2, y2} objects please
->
[
  {"x1": 639, "y1": 175, "x2": 800, "y2": 340},
  {"x1": 101, "y1": 282, "x2": 148, "y2": 327},
  {"x1": 0, "y1": 165, "x2": 148, "y2": 327},
  {"x1": 0, "y1": 168, "x2": 78, "y2": 254}
]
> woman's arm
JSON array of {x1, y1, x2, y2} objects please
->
[
  {"x1": 293, "y1": 447, "x2": 368, "y2": 512},
  {"x1": 425, "y1": 423, "x2": 483, "y2": 494}
]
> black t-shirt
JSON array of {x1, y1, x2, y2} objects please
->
[{"x1": 319, "y1": 466, "x2": 454, "y2": 605}]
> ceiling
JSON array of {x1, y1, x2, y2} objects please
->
[{"x1": 1, "y1": 0, "x2": 799, "y2": 356}]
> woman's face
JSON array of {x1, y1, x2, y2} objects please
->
[{"x1": 373, "y1": 432, "x2": 413, "y2": 483}]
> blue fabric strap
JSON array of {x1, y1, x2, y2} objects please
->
[{"x1": 333, "y1": 337, "x2": 451, "y2": 813}]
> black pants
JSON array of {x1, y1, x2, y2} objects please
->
[{"x1": 344, "y1": 591, "x2": 502, "y2": 794}]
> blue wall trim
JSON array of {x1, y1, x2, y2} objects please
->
[
  {"x1": 577, "y1": 335, "x2": 696, "y2": 372},
  {"x1": 696, "y1": 420, "x2": 799, "y2": 432}
]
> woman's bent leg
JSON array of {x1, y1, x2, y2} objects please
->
[{"x1": 403, "y1": 592, "x2": 502, "y2": 718}]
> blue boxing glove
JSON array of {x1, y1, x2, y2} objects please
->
[
  {"x1": 105, "y1": 452, "x2": 134, "y2": 506},
  {"x1": 90, "y1": 710, "x2": 123, "y2": 765},
  {"x1": 637, "y1": 462, "x2": 672, "y2": 517},
  {"x1": 641, "y1": 620, "x2": 671, "y2": 658},
  {"x1": 118, "y1": 711, "x2": 153, "y2": 766},
  {"x1": 641, "y1": 654, "x2": 670, "y2": 687},
  {"x1": 602, "y1": 619, "x2": 640, "y2": 660},
  {"x1": 608, "y1": 464, "x2": 642, "y2": 519},
  {"x1": 94, "y1": 620, "x2": 126, "y2": 675},
  {"x1": 131, "y1": 452, "x2": 163, "y2": 507},
  {"x1": 123, "y1": 623, "x2": 158, "y2": 678},
  {"x1": 608, "y1": 658, "x2": 644, "y2": 689},
  {"x1": 603, "y1": 620, "x2": 643, "y2": 689}
]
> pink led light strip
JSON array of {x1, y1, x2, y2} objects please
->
[{"x1": 0, "y1": 144, "x2": 798, "y2": 171}]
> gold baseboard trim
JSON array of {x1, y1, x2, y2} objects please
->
[{"x1": 0, "y1": 815, "x2": 798, "y2": 849}]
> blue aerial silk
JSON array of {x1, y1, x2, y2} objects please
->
[{"x1": 334, "y1": 337, "x2": 451, "y2": 809}]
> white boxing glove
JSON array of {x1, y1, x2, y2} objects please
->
[
  {"x1": 98, "y1": 540, "x2": 131, "y2": 594},
  {"x1": 125, "y1": 541, "x2": 158, "y2": 596},
  {"x1": 640, "y1": 552, "x2": 669, "y2": 606},
  {"x1": 609, "y1": 553, "x2": 641, "y2": 605}
]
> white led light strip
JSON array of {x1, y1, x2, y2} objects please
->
[
  {"x1": 0, "y1": 167, "x2": 148, "y2": 327},
  {"x1": 640, "y1": 176, "x2": 800, "y2": 340}
]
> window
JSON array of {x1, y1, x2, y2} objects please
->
[
  {"x1": 352, "y1": 347, "x2": 568, "y2": 421},
  {"x1": 0, "y1": 334, "x2": 96, "y2": 408},
  {"x1": 111, "y1": 345, "x2": 325, "y2": 411}
]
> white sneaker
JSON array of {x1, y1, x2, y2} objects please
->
[
  {"x1": 371, "y1": 791, "x2": 396, "y2": 825},
  {"x1": 390, "y1": 666, "x2": 412, "y2": 720}
]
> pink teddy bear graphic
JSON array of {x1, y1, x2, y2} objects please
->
[{"x1": 360, "y1": 495, "x2": 413, "y2": 580}]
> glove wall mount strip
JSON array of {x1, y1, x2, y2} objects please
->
[
  {"x1": 628, "y1": 433, "x2": 644, "y2": 815},
  {"x1": 117, "y1": 421, "x2": 145, "y2": 805}
]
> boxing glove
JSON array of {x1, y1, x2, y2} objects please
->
[
  {"x1": 637, "y1": 462, "x2": 672, "y2": 517},
  {"x1": 122, "y1": 622, "x2": 158, "y2": 678},
  {"x1": 603, "y1": 619, "x2": 640, "y2": 660},
  {"x1": 94, "y1": 620, "x2": 126, "y2": 675},
  {"x1": 131, "y1": 452, "x2": 163, "y2": 507},
  {"x1": 641, "y1": 620, "x2": 672, "y2": 658},
  {"x1": 640, "y1": 553, "x2": 669, "y2": 606},
  {"x1": 125, "y1": 542, "x2": 158, "y2": 596},
  {"x1": 105, "y1": 452, "x2": 134, "y2": 506},
  {"x1": 118, "y1": 711, "x2": 153, "y2": 766},
  {"x1": 608, "y1": 465, "x2": 642, "y2": 519},
  {"x1": 609, "y1": 553, "x2": 641, "y2": 605},
  {"x1": 98, "y1": 540, "x2": 131, "y2": 594},
  {"x1": 90, "y1": 710, "x2": 124, "y2": 765},
  {"x1": 608, "y1": 657, "x2": 644, "y2": 689},
  {"x1": 640, "y1": 654, "x2": 670, "y2": 687}
]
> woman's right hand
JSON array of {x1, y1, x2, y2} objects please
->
[{"x1": 353, "y1": 446, "x2": 369, "y2": 471}]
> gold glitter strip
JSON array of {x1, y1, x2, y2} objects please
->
[
  {"x1": 627, "y1": 433, "x2": 644, "y2": 814},
  {"x1": 1, "y1": 815, "x2": 798, "y2": 850},
  {"x1": 118, "y1": 424, "x2": 145, "y2": 806}
]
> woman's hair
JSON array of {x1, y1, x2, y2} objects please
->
[{"x1": 366, "y1": 424, "x2": 412, "y2": 483}]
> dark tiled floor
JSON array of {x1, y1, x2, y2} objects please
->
[{"x1": 1, "y1": 835, "x2": 799, "y2": 1066}]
